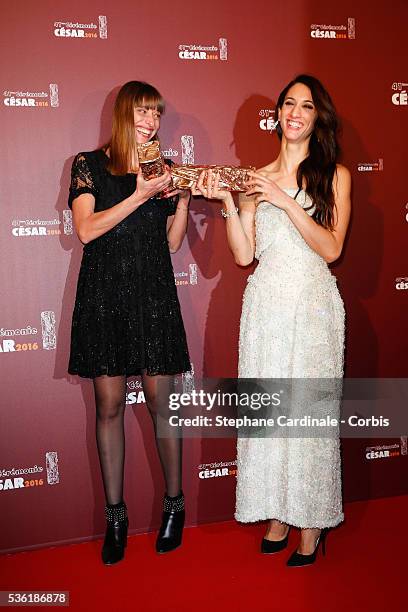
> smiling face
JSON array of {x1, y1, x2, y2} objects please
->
[
  {"x1": 278, "y1": 82, "x2": 318, "y2": 143},
  {"x1": 133, "y1": 104, "x2": 161, "y2": 144}
]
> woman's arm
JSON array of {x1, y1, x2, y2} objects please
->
[
  {"x1": 224, "y1": 191, "x2": 256, "y2": 266},
  {"x1": 72, "y1": 170, "x2": 172, "y2": 244},
  {"x1": 195, "y1": 170, "x2": 256, "y2": 266},
  {"x1": 246, "y1": 165, "x2": 351, "y2": 263},
  {"x1": 166, "y1": 191, "x2": 191, "y2": 253}
]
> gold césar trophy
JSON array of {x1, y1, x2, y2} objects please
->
[{"x1": 137, "y1": 140, "x2": 254, "y2": 195}]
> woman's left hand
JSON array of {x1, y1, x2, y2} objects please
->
[
  {"x1": 162, "y1": 188, "x2": 190, "y2": 199},
  {"x1": 245, "y1": 171, "x2": 292, "y2": 210}
]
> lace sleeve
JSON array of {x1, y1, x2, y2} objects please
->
[{"x1": 68, "y1": 153, "x2": 97, "y2": 208}]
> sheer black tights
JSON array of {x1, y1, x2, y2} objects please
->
[
  {"x1": 94, "y1": 375, "x2": 126, "y2": 505},
  {"x1": 94, "y1": 373, "x2": 181, "y2": 506},
  {"x1": 142, "y1": 372, "x2": 182, "y2": 498}
]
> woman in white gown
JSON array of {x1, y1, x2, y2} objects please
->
[{"x1": 197, "y1": 75, "x2": 351, "y2": 566}]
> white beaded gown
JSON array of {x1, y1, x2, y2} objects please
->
[{"x1": 235, "y1": 189, "x2": 345, "y2": 528}]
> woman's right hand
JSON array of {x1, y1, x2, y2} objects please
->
[{"x1": 134, "y1": 167, "x2": 172, "y2": 204}]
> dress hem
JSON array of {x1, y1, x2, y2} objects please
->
[
  {"x1": 68, "y1": 366, "x2": 191, "y2": 379},
  {"x1": 234, "y1": 511, "x2": 344, "y2": 530}
]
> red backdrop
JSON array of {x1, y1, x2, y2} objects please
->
[{"x1": 1, "y1": 0, "x2": 407, "y2": 553}]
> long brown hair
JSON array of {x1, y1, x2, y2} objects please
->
[
  {"x1": 105, "y1": 81, "x2": 165, "y2": 175},
  {"x1": 276, "y1": 74, "x2": 340, "y2": 230}
]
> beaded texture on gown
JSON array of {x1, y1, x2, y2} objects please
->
[
  {"x1": 235, "y1": 189, "x2": 345, "y2": 528},
  {"x1": 68, "y1": 150, "x2": 190, "y2": 379}
]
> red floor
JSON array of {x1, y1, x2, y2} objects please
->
[{"x1": 1, "y1": 496, "x2": 405, "y2": 612}]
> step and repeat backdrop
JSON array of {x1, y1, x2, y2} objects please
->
[{"x1": 1, "y1": 0, "x2": 407, "y2": 553}]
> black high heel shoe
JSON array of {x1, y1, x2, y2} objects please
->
[
  {"x1": 286, "y1": 528, "x2": 328, "y2": 567},
  {"x1": 101, "y1": 502, "x2": 129, "y2": 565},
  {"x1": 156, "y1": 492, "x2": 185, "y2": 554},
  {"x1": 261, "y1": 526, "x2": 290, "y2": 554}
]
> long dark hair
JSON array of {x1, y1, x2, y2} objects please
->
[
  {"x1": 276, "y1": 74, "x2": 340, "y2": 229},
  {"x1": 105, "y1": 81, "x2": 165, "y2": 175}
]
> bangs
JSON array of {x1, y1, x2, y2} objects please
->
[
  {"x1": 117, "y1": 80, "x2": 165, "y2": 114},
  {"x1": 137, "y1": 94, "x2": 165, "y2": 114}
]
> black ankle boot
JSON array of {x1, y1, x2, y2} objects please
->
[
  {"x1": 102, "y1": 501, "x2": 129, "y2": 565},
  {"x1": 156, "y1": 492, "x2": 185, "y2": 554}
]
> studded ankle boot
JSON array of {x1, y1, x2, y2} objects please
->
[
  {"x1": 101, "y1": 501, "x2": 128, "y2": 565},
  {"x1": 156, "y1": 492, "x2": 185, "y2": 554}
]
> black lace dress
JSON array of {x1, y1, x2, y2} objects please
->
[{"x1": 68, "y1": 149, "x2": 190, "y2": 378}]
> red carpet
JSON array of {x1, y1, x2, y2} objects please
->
[{"x1": 1, "y1": 496, "x2": 405, "y2": 611}]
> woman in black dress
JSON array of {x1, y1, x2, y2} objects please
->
[{"x1": 68, "y1": 81, "x2": 191, "y2": 564}]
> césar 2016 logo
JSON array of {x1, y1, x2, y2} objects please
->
[
  {"x1": 0, "y1": 311, "x2": 56, "y2": 353},
  {"x1": 391, "y1": 82, "x2": 408, "y2": 106},
  {"x1": 198, "y1": 461, "x2": 237, "y2": 479},
  {"x1": 3, "y1": 84, "x2": 59, "y2": 108},
  {"x1": 259, "y1": 109, "x2": 278, "y2": 132},
  {"x1": 0, "y1": 452, "x2": 59, "y2": 492},
  {"x1": 365, "y1": 444, "x2": 400, "y2": 460},
  {"x1": 178, "y1": 38, "x2": 227, "y2": 61},
  {"x1": 395, "y1": 277, "x2": 408, "y2": 290},
  {"x1": 53, "y1": 16, "x2": 107, "y2": 39},
  {"x1": 310, "y1": 18, "x2": 355, "y2": 40}
]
